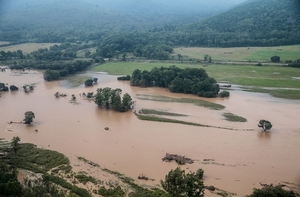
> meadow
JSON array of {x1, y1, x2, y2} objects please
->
[
  {"x1": 0, "y1": 43, "x2": 60, "y2": 53},
  {"x1": 173, "y1": 45, "x2": 300, "y2": 62},
  {"x1": 90, "y1": 62, "x2": 300, "y2": 99}
]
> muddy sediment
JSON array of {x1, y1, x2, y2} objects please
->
[{"x1": 1, "y1": 69, "x2": 300, "y2": 196}]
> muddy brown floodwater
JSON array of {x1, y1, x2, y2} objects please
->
[{"x1": 1, "y1": 69, "x2": 300, "y2": 196}]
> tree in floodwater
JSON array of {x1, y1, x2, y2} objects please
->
[
  {"x1": 84, "y1": 79, "x2": 94, "y2": 86},
  {"x1": 258, "y1": 120, "x2": 272, "y2": 131},
  {"x1": 94, "y1": 88, "x2": 133, "y2": 112},
  {"x1": 23, "y1": 111, "x2": 35, "y2": 124},
  {"x1": 9, "y1": 85, "x2": 19, "y2": 91}
]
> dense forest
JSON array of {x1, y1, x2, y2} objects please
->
[{"x1": 1, "y1": 0, "x2": 299, "y2": 52}]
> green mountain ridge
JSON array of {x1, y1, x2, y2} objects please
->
[{"x1": 186, "y1": 0, "x2": 300, "y2": 47}]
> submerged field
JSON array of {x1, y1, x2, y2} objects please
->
[
  {"x1": 1, "y1": 69, "x2": 300, "y2": 197},
  {"x1": 90, "y1": 62, "x2": 300, "y2": 99},
  {"x1": 174, "y1": 45, "x2": 300, "y2": 62}
]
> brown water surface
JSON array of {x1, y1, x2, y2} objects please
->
[{"x1": 1, "y1": 69, "x2": 300, "y2": 196}]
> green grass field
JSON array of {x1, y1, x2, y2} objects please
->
[
  {"x1": 174, "y1": 45, "x2": 300, "y2": 62},
  {"x1": 90, "y1": 62, "x2": 300, "y2": 99}
]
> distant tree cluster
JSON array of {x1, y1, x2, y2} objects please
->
[
  {"x1": 36, "y1": 61, "x2": 92, "y2": 81},
  {"x1": 288, "y1": 59, "x2": 300, "y2": 68},
  {"x1": 96, "y1": 35, "x2": 173, "y2": 60},
  {"x1": 0, "y1": 83, "x2": 19, "y2": 92},
  {"x1": 94, "y1": 88, "x2": 133, "y2": 112},
  {"x1": 130, "y1": 66, "x2": 220, "y2": 98},
  {"x1": 20, "y1": 60, "x2": 92, "y2": 75},
  {"x1": 30, "y1": 44, "x2": 76, "y2": 61}
]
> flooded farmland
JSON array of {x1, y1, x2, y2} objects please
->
[{"x1": 1, "y1": 69, "x2": 300, "y2": 196}]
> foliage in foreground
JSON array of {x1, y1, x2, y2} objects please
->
[
  {"x1": 130, "y1": 66, "x2": 220, "y2": 98},
  {"x1": 247, "y1": 186, "x2": 296, "y2": 197},
  {"x1": 161, "y1": 167, "x2": 204, "y2": 197}
]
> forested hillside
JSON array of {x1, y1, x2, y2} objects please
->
[
  {"x1": 0, "y1": 0, "x2": 237, "y2": 42},
  {"x1": 186, "y1": 0, "x2": 300, "y2": 47}
]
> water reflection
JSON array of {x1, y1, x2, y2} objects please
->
[{"x1": 257, "y1": 131, "x2": 271, "y2": 140}]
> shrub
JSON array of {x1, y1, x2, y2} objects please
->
[
  {"x1": 271, "y1": 56, "x2": 280, "y2": 62},
  {"x1": 247, "y1": 186, "x2": 296, "y2": 197},
  {"x1": 219, "y1": 90, "x2": 230, "y2": 98}
]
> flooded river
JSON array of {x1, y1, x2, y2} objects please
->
[{"x1": 1, "y1": 69, "x2": 300, "y2": 196}]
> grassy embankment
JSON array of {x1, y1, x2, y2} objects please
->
[
  {"x1": 90, "y1": 61, "x2": 300, "y2": 99},
  {"x1": 174, "y1": 45, "x2": 300, "y2": 62}
]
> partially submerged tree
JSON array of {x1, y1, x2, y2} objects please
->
[
  {"x1": 94, "y1": 88, "x2": 133, "y2": 112},
  {"x1": 93, "y1": 78, "x2": 98, "y2": 83},
  {"x1": 258, "y1": 120, "x2": 272, "y2": 131},
  {"x1": 195, "y1": 168, "x2": 204, "y2": 179},
  {"x1": 9, "y1": 85, "x2": 19, "y2": 91},
  {"x1": 219, "y1": 90, "x2": 230, "y2": 98},
  {"x1": 84, "y1": 79, "x2": 94, "y2": 86},
  {"x1": 71, "y1": 94, "x2": 76, "y2": 101},
  {"x1": 23, "y1": 111, "x2": 35, "y2": 124}
]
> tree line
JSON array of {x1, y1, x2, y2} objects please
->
[
  {"x1": 129, "y1": 66, "x2": 220, "y2": 98},
  {"x1": 40, "y1": 61, "x2": 93, "y2": 81},
  {"x1": 0, "y1": 50, "x2": 24, "y2": 61}
]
